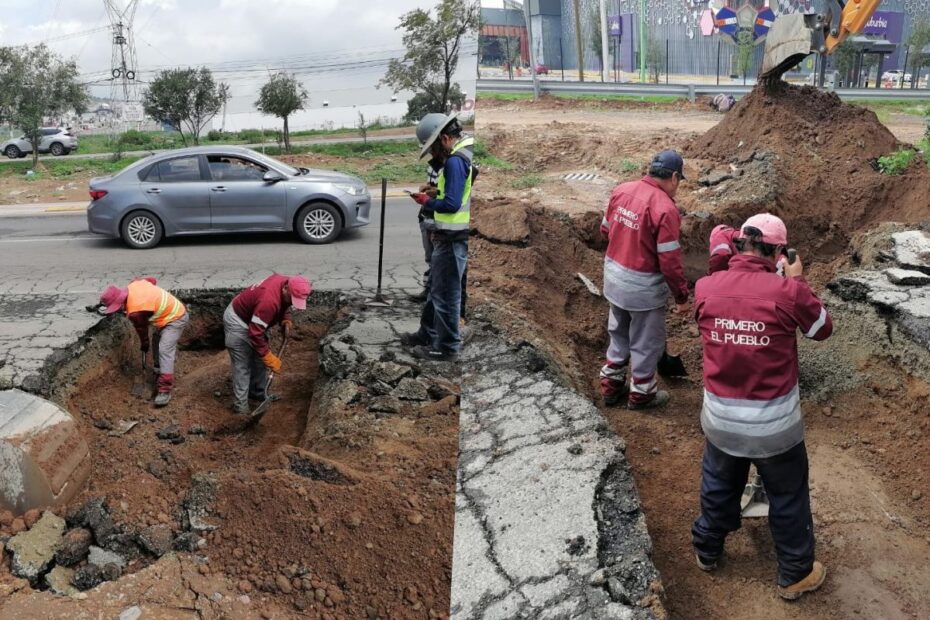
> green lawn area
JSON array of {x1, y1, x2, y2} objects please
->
[
  {"x1": 0, "y1": 157, "x2": 143, "y2": 181},
  {"x1": 264, "y1": 139, "x2": 418, "y2": 158},
  {"x1": 72, "y1": 122, "x2": 411, "y2": 156},
  {"x1": 480, "y1": 91, "x2": 682, "y2": 105}
]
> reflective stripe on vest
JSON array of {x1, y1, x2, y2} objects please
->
[
  {"x1": 434, "y1": 136, "x2": 474, "y2": 232},
  {"x1": 126, "y1": 280, "x2": 186, "y2": 329}
]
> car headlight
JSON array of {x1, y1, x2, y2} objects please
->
[{"x1": 332, "y1": 183, "x2": 366, "y2": 196}]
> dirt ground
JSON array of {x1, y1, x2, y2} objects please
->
[
  {"x1": 472, "y1": 86, "x2": 930, "y2": 618},
  {"x1": 0, "y1": 302, "x2": 457, "y2": 619}
]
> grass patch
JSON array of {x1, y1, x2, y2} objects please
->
[
  {"x1": 0, "y1": 156, "x2": 143, "y2": 181},
  {"x1": 326, "y1": 161, "x2": 424, "y2": 185},
  {"x1": 877, "y1": 148, "x2": 918, "y2": 175},
  {"x1": 292, "y1": 139, "x2": 417, "y2": 158},
  {"x1": 853, "y1": 99, "x2": 930, "y2": 118},
  {"x1": 473, "y1": 140, "x2": 513, "y2": 171},
  {"x1": 479, "y1": 91, "x2": 683, "y2": 105},
  {"x1": 511, "y1": 174, "x2": 544, "y2": 189},
  {"x1": 620, "y1": 159, "x2": 640, "y2": 173}
]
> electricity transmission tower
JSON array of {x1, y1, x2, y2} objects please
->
[{"x1": 104, "y1": 0, "x2": 141, "y2": 123}]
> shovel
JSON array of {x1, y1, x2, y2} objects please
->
[
  {"x1": 241, "y1": 336, "x2": 289, "y2": 429},
  {"x1": 740, "y1": 470, "x2": 770, "y2": 518},
  {"x1": 657, "y1": 349, "x2": 688, "y2": 378},
  {"x1": 131, "y1": 351, "x2": 147, "y2": 397}
]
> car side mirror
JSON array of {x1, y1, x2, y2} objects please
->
[{"x1": 263, "y1": 171, "x2": 283, "y2": 183}]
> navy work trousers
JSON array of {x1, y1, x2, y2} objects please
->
[
  {"x1": 691, "y1": 440, "x2": 815, "y2": 587},
  {"x1": 418, "y1": 234, "x2": 468, "y2": 353}
]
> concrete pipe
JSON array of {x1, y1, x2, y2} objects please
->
[{"x1": 0, "y1": 390, "x2": 91, "y2": 516}]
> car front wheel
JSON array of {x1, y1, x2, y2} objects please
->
[
  {"x1": 5, "y1": 145, "x2": 20, "y2": 159},
  {"x1": 120, "y1": 210, "x2": 164, "y2": 249},
  {"x1": 295, "y1": 202, "x2": 342, "y2": 244}
]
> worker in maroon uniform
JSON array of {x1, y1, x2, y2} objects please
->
[
  {"x1": 223, "y1": 274, "x2": 312, "y2": 414},
  {"x1": 692, "y1": 214, "x2": 833, "y2": 600},
  {"x1": 707, "y1": 224, "x2": 740, "y2": 274},
  {"x1": 98, "y1": 277, "x2": 188, "y2": 407},
  {"x1": 599, "y1": 150, "x2": 690, "y2": 410}
]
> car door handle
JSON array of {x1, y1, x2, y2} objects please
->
[
  {"x1": 146, "y1": 188, "x2": 162, "y2": 194},
  {"x1": 211, "y1": 186, "x2": 227, "y2": 192}
]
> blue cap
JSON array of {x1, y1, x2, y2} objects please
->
[{"x1": 650, "y1": 150, "x2": 686, "y2": 180}]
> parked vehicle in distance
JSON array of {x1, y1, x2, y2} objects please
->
[
  {"x1": 87, "y1": 146, "x2": 371, "y2": 249},
  {"x1": 1, "y1": 127, "x2": 79, "y2": 158},
  {"x1": 535, "y1": 64, "x2": 549, "y2": 75},
  {"x1": 882, "y1": 69, "x2": 912, "y2": 84}
]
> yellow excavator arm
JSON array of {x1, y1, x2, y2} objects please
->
[
  {"x1": 761, "y1": 0, "x2": 882, "y2": 80},
  {"x1": 824, "y1": 0, "x2": 882, "y2": 53}
]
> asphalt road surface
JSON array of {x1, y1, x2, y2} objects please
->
[
  {"x1": 0, "y1": 197, "x2": 426, "y2": 385},
  {"x1": 0, "y1": 197, "x2": 424, "y2": 295}
]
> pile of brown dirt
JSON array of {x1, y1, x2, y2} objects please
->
[
  {"x1": 0, "y1": 305, "x2": 457, "y2": 619},
  {"x1": 683, "y1": 83, "x2": 930, "y2": 271}
]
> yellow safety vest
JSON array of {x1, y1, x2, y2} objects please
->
[{"x1": 434, "y1": 136, "x2": 474, "y2": 232}]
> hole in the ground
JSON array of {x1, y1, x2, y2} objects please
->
[{"x1": 1, "y1": 292, "x2": 460, "y2": 618}]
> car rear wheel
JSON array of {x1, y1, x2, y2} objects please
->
[
  {"x1": 49, "y1": 142, "x2": 67, "y2": 156},
  {"x1": 296, "y1": 202, "x2": 342, "y2": 244},
  {"x1": 120, "y1": 210, "x2": 163, "y2": 249},
  {"x1": 5, "y1": 145, "x2": 20, "y2": 159}
]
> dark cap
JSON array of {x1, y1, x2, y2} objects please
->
[{"x1": 650, "y1": 150, "x2": 686, "y2": 180}]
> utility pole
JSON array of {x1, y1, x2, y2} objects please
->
[
  {"x1": 639, "y1": 0, "x2": 646, "y2": 84},
  {"x1": 600, "y1": 0, "x2": 609, "y2": 83},
  {"x1": 573, "y1": 0, "x2": 584, "y2": 82},
  {"x1": 523, "y1": 0, "x2": 540, "y2": 100}
]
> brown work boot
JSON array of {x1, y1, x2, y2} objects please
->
[
  {"x1": 777, "y1": 562, "x2": 826, "y2": 601},
  {"x1": 628, "y1": 390, "x2": 670, "y2": 411}
]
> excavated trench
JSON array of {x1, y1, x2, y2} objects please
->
[
  {"x1": 0, "y1": 292, "x2": 460, "y2": 619},
  {"x1": 469, "y1": 199, "x2": 930, "y2": 619}
]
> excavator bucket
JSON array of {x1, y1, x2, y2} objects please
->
[{"x1": 760, "y1": 13, "x2": 826, "y2": 81}]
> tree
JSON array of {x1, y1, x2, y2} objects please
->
[
  {"x1": 645, "y1": 32, "x2": 666, "y2": 84},
  {"x1": 142, "y1": 67, "x2": 222, "y2": 146},
  {"x1": 404, "y1": 85, "x2": 467, "y2": 123},
  {"x1": 255, "y1": 73, "x2": 307, "y2": 153},
  {"x1": 357, "y1": 111, "x2": 368, "y2": 146},
  {"x1": 217, "y1": 81, "x2": 231, "y2": 132},
  {"x1": 735, "y1": 30, "x2": 755, "y2": 84},
  {"x1": 381, "y1": 0, "x2": 479, "y2": 122},
  {"x1": 832, "y1": 40, "x2": 857, "y2": 87},
  {"x1": 906, "y1": 19, "x2": 930, "y2": 89},
  {"x1": 2, "y1": 45, "x2": 88, "y2": 167}
]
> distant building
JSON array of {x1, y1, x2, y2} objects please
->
[
  {"x1": 493, "y1": 0, "x2": 930, "y2": 78},
  {"x1": 480, "y1": 7, "x2": 529, "y2": 66}
]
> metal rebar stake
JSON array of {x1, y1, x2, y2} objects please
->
[{"x1": 366, "y1": 177, "x2": 392, "y2": 306}]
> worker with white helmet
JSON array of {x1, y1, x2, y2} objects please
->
[{"x1": 692, "y1": 213, "x2": 833, "y2": 600}]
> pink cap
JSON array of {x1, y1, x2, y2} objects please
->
[
  {"x1": 740, "y1": 213, "x2": 787, "y2": 246},
  {"x1": 99, "y1": 285, "x2": 128, "y2": 314},
  {"x1": 288, "y1": 276, "x2": 312, "y2": 310}
]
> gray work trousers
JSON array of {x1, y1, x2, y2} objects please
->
[
  {"x1": 152, "y1": 312, "x2": 189, "y2": 375},
  {"x1": 223, "y1": 303, "x2": 268, "y2": 408},
  {"x1": 606, "y1": 303, "x2": 666, "y2": 392},
  {"x1": 420, "y1": 219, "x2": 434, "y2": 286}
]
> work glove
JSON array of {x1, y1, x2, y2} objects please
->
[
  {"x1": 261, "y1": 352, "x2": 282, "y2": 373},
  {"x1": 411, "y1": 193, "x2": 431, "y2": 206}
]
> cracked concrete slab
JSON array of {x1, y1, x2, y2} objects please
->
[{"x1": 452, "y1": 334, "x2": 661, "y2": 620}]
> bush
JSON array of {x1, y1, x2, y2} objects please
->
[
  {"x1": 206, "y1": 130, "x2": 224, "y2": 141},
  {"x1": 237, "y1": 129, "x2": 264, "y2": 143},
  {"x1": 119, "y1": 129, "x2": 149, "y2": 146},
  {"x1": 877, "y1": 149, "x2": 917, "y2": 175}
]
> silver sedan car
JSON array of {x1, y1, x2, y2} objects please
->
[{"x1": 87, "y1": 146, "x2": 371, "y2": 249}]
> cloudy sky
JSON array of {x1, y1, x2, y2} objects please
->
[{"x1": 0, "y1": 0, "x2": 478, "y2": 110}]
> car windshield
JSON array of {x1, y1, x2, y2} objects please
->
[{"x1": 244, "y1": 149, "x2": 300, "y2": 176}]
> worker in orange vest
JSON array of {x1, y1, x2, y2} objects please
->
[{"x1": 98, "y1": 277, "x2": 189, "y2": 407}]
